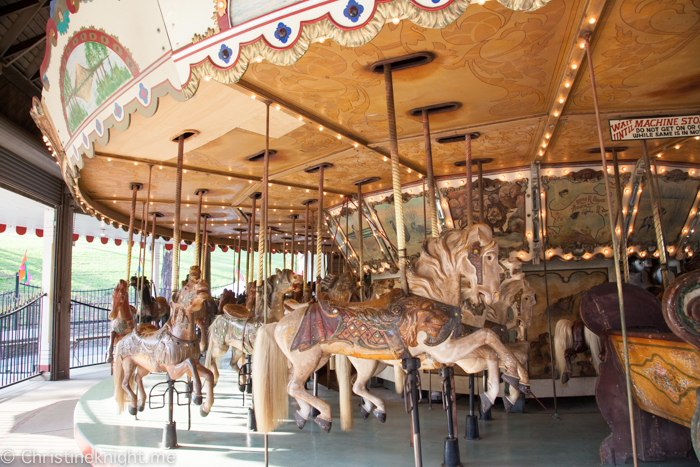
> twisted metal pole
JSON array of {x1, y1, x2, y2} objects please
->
[
  {"x1": 316, "y1": 166, "x2": 325, "y2": 296},
  {"x1": 641, "y1": 141, "x2": 669, "y2": 288},
  {"x1": 236, "y1": 231, "x2": 242, "y2": 295},
  {"x1": 585, "y1": 38, "x2": 638, "y2": 466},
  {"x1": 477, "y1": 160, "x2": 484, "y2": 223},
  {"x1": 383, "y1": 64, "x2": 408, "y2": 294},
  {"x1": 421, "y1": 110, "x2": 438, "y2": 237},
  {"x1": 258, "y1": 101, "x2": 271, "y2": 322}
]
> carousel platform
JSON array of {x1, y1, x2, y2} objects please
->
[{"x1": 74, "y1": 359, "x2": 699, "y2": 467}]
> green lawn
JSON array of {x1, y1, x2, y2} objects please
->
[{"x1": 0, "y1": 232, "x2": 299, "y2": 294}]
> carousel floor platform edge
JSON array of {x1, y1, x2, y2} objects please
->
[{"x1": 74, "y1": 362, "x2": 700, "y2": 467}]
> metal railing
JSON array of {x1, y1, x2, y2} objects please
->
[
  {"x1": 70, "y1": 298, "x2": 111, "y2": 369},
  {"x1": 0, "y1": 294, "x2": 44, "y2": 388}
]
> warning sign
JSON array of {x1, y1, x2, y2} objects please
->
[{"x1": 609, "y1": 115, "x2": 700, "y2": 141}]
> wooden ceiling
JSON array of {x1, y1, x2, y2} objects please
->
[{"x1": 81, "y1": 0, "x2": 700, "y2": 246}]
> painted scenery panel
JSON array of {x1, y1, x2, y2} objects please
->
[
  {"x1": 630, "y1": 169, "x2": 700, "y2": 249},
  {"x1": 525, "y1": 268, "x2": 608, "y2": 379},
  {"x1": 62, "y1": 39, "x2": 135, "y2": 133},
  {"x1": 367, "y1": 192, "x2": 433, "y2": 259},
  {"x1": 543, "y1": 169, "x2": 629, "y2": 252},
  {"x1": 440, "y1": 178, "x2": 528, "y2": 254}
]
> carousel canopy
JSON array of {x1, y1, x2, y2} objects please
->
[{"x1": 30, "y1": 0, "x2": 700, "y2": 266}]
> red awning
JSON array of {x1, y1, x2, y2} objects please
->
[
  {"x1": 73, "y1": 233, "x2": 79, "y2": 242},
  {"x1": 165, "y1": 244, "x2": 173, "y2": 251},
  {"x1": 180, "y1": 244, "x2": 187, "y2": 251},
  {"x1": 115, "y1": 239, "x2": 122, "y2": 246},
  {"x1": 0, "y1": 224, "x2": 5, "y2": 233},
  {"x1": 16, "y1": 226, "x2": 26, "y2": 235},
  {"x1": 35, "y1": 229, "x2": 43, "y2": 238},
  {"x1": 86, "y1": 236, "x2": 94, "y2": 243},
  {"x1": 101, "y1": 237, "x2": 108, "y2": 244},
  {"x1": 220, "y1": 246, "x2": 229, "y2": 252}
]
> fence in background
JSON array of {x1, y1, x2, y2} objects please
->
[{"x1": 0, "y1": 294, "x2": 44, "y2": 388}]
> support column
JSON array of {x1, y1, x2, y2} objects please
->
[
  {"x1": 290, "y1": 215, "x2": 298, "y2": 272},
  {"x1": 611, "y1": 149, "x2": 630, "y2": 283},
  {"x1": 641, "y1": 140, "x2": 670, "y2": 288},
  {"x1": 51, "y1": 186, "x2": 74, "y2": 381},
  {"x1": 153, "y1": 241, "x2": 161, "y2": 296}
]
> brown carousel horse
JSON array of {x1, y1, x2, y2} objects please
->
[
  {"x1": 105, "y1": 279, "x2": 137, "y2": 364},
  {"x1": 254, "y1": 225, "x2": 530, "y2": 433},
  {"x1": 254, "y1": 288, "x2": 530, "y2": 433},
  {"x1": 114, "y1": 266, "x2": 215, "y2": 417},
  {"x1": 345, "y1": 225, "x2": 529, "y2": 419},
  {"x1": 204, "y1": 269, "x2": 302, "y2": 385},
  {"x1": 554, "y1": 319, "x2": 602, "y2": 384},
  {"x1": 130, "y1": 276, "x2": 170, "y2": 327}
]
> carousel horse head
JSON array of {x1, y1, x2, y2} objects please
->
[
  {"x1": 408, "y1": 224, "x2": 499, "y2": 307},
  {"x1": 321, "y1": 271, "x2": 359, "y2": 302},
  {"x1": 110, "y1": 279, "x2": 130, "y2": 320},
  {"x1": 172, "y1": 266, "x2": 210, "y2": 319},
  {"x1": 509, "y1": 280, "x2": 536, "y2": 329},
  {"x1": 367, "y1": 278, "x2": 396, "y2": 300},
  {"x1": 271, "y1": 268, "x2": 302, "y2": 298},
  {"x1": 218, "y1": 289, "x2": 237, "y2": 313}
]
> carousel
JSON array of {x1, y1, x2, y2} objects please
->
[{"x1": 29, "y1": 0, "x2": 700, "y2": 465}]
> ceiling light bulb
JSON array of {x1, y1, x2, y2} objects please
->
[
  {"x1": 571, "y1": 64, "x2": 578, "y2": 70},
  {"x1": 589, "y1": 17, "x2": 596, "y2": 24},
  {"x1": 392, "y1": 17, "x2": 399, "y2": 25}
]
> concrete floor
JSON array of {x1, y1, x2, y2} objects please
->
[{"x1": 0, "y1": 359, "x2": 698, "y2": 466}]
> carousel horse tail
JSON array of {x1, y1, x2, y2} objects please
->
[
  {"x1": 584, "y1": 325, "x2": 602, "y2": 373},
  {"x1": 204, "y1": 315, "x2": 223, "y2": 371},
  {"x1": 554, "y1": 319, "x2": 573, "y2": 381},
  {"x1": 336, "y1": 354, "x2": 353, "y2": 431},
  {"x1": 113, "y1": 348, "x2": 131, "y2": 414},
  {"x1": 394, "y1": 364, "x2": 405, "y2": 395},
  {"x1": 252, "y1": 323, "x2": 289, "y2": 433}
]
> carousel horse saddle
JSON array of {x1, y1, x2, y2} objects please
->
[
  {"x1": 134, "y1": 323, "x2": 161, "y2": 337},
  {"x1": 290, "y1": 289, "x2": 406, "y2": 353},
  {"x1": 223, "y1": 304, "x2": 250, "y2": 320}
]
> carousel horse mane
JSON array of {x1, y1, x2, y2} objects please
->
[{"x1": 407, "y1": 224, "x2": 498, "y2": 307}]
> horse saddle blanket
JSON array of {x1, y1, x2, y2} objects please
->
[{"x1": 121, "y1": 323, "x2": 200, "y2": 368}]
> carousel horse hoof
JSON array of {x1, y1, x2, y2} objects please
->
[
  {"x1": 137, "y1": 405, "x2": 145, "y2": 412},
  {"x1": 501, "y1": 373, "x2": 520, "y2": 389},
  {"x1": 373, "y1": 409, "x2": 386, "y2": 423},
  {"x1": 200, "y1": 406, "x2": 210, "y2": 418},
  {"x1": 192, "y1": 394, "x2": 203, "y2": 405},
  {"x1": 503, "y1": 396, "x2": 513, "y2": 412},
  {"x1": 238, "y1": 383, "x2": 246, "y2": 393},
  {"x1": 128, "y1": 405, "x2": 138, "y2": 416},
  {"x1": 314, "y1": 417, "x2": 332, "y2": 433},
  {"x1": 480, "y1": 395, "x2": 493, "y2": 415},
  {"x1": 294, "y1": 411, "x2": 307, "y2": 430},
  {"x1": 106, "y1": 355, "x2": 113, "y2": 364},
  {"x1": 518, "y1": 383, "x2": 531, "y2": 395},
  {"x1": 562, "y1": 372, "x2": 571, "y2": 385},
  {"x1": 360, "y1": 405, "x2": 370, "y2": 419}
]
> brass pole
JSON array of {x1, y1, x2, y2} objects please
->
[
  {"x1": 171, "y1": 135, "x2": 184, "y2": 292},
  {"x1": 150, "y1": 212, "x2": 157, "y2": 294},
  {"x1": 612, "y1": 149, "x2": 630, "y2": 283},
  {"x1": 477, "y1": 160, "x2": 484, "y2": 223},
  {"x1": 201, "y1": 215, "x2": 209, "y2": 280},
  {"x1": 126, "y1": 183, "x2": 139, "y2": 281},
  {"x1": 136, "y1": 201, "x2": 146, "y2": 318},
  {"x1": 144, "y1": 165, "x2": 153, "y2": 281},
  {"x1": 357, "y1": 183, "x2": 364, "y2": 300},
  {"x1": 641, "y1": 141, "x2": 670, "y2": 288},
  {"x1": 421, "y1": 110, "x2": 438, "y2": 237},
  {"x1": 194, "y1": 190, "x2": 205, "y2": 268},
  {"x1": 303, "y1": 201, "x2": 311, "y2": 300},
  {"x1": 291, "y1": 215, "x2": 297, "y2": 272},
  {"x1": 235, "y1": 231, "x2": 242, "y2": 295},
  {"x1": 249, "y1": 195, "x2": 258, "y2": 296},
  {"x1": 465, "y1": 135, "x2": 473, "y2": 227},
  {"x1": 383, "y1": 64, "x2": 408, "y2": 294},
  {"x1": 585, "y1": 38, "x2": 638, "y2": 466},
  {"x1": 316, "y1": 166, "x2": 325, "y2": 296}
]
